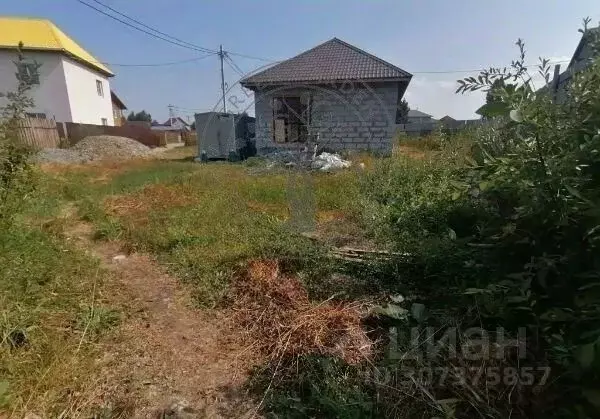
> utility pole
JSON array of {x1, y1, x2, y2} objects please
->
[
  {"x1": 168, "y1": 104, "x2": 175, "y2": 122},
  {"x1": 219, "y1": 45, "x2": 227, "y2": 114}
]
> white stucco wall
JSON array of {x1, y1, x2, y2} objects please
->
[
  {"x1": 0, "y1": 50, "x2": 72, "y2": 121},
  {"x1": 62, "y1": 57, "x2": 113, "y2": 125}
]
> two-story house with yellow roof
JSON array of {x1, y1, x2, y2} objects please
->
[{"x1": 0, "y1": 16, "x2": 115, "y2": 125}]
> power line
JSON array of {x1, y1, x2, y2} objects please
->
[
  {"x1": 88, "y1": 0, "x2": 216, "y2": 54},
  {"x1": 87, "y1": 0, "x2": 280, "y2": 63},
  {"x1": 96, "y1": 53, "x2": 216, "y2": 67},
  {"x1": 410, "y1": 60, "x2": 570, "y2": 74},
  {"x1": 75, "y1": 0, "x2": 215, "y2": 54},
  {"x1": 224, "y1": 54, "x2": 245, "y2": 78},
  {"x1": 225, "y1": 50, "x2": 280, "y2": 63},
  {"x1": 171, "y1": 105, "x2": 214, "y2": 112}
]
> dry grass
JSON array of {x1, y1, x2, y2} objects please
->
[
  {"x1": 231, "y1": 259, "x2": 372, "y2": 365},
  {"x1": 246, "y1": 200, "x2": 288, "y2": 219},
  {"x1": 104, "y1": 183, "x2": 198, "y2": 221},
  {"x1": 393, "y1": 144, "x2": 428, "y2": 160}
]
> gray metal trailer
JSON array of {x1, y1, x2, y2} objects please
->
[{"x1": 194, "y1": 112, "x2": 255, "y2": 160}]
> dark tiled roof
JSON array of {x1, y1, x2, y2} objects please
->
[
  {"x1": 163, "y1": 117, "x2": 189, "y2": 126},
  {"x1": 407, "y1": 109, "x2": 432, "y2": 118},
  {"x1": 241, "y1": 38, "x2": 411, "y2": 86}
]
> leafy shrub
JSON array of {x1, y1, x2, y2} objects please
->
[
  {"x1": 256, "y1": 21, "x2": 600, "y2": 419},
  {"x1": 0, "y1": 45, "x2": 37, "y2": 230}
]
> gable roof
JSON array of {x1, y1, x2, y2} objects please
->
[
  {"x1": 555, "y1": 26, "x2": 599, "y2": 87},
  {"x1": 110, "y1": 91, "x2": 126, "y2": 110},
  {"x1": 567, "y1": 26, "x2": 599, "y2": 70},
  {"x1": 163, "y1": 117, "x2": 189, "y2": 127},
  {"x1": 0, "y1": 16, "x2": 113, "y2": 76},
  {"x1": 439, "y1": 115, "x2": 457, "y2": 122},
  {"x1": 407, "y1": 109, "x2": 432, "y2": 118},
  {"x1": 241, "y1": 38, "x2": 411, "y2": 87}
]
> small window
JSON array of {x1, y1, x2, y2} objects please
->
[
  {"x1": 271, "y1": 96, "x2": 309, "y2": 143},
  {"x1": 17, "y1": 62, "x2": 40, "y2": 85},
  {"x1": 101, "y1": 118, "x2": 108, "y2": 126},
  {"x1": 96, "y1": 80, "x2": 104, "y2": 97}
]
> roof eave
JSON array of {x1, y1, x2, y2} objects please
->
[
  {"x1": 110, "y1": 90, "x2": 126, "y2": 109},
  {"x1": 0, "y1": 45, "x2": 114, "y2": 77},
  {"x1": 241, "y1": 76, "x2": 411, "y2": 90}
]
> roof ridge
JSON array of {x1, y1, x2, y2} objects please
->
[
  {"x1": 329, "y1": 37, "x2": 413, "y2": 77},
  {"x1": 241, "y1": 37, "x2": 411, "y2": 85},
  {"x1": 245, "y1": 37, "x2": 340, "y2": 79}
]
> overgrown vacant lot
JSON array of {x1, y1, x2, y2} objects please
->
[
  {"x1": 4, "y1": 80, "x2": 600, "y2": 418},
  {"x1": 2, "y1": 146, "x2": 375, "y2": 417}
]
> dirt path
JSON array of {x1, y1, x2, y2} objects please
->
[{"x1": 62, "y1": 220, "x2": 259, "y2": 418}]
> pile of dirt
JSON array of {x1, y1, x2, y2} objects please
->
[
  {"x1": 35, "y1": 135, "x2": 152, "y2": 164},
  {"x1": 230, "y1": 259, "x2": 372, "y2": 365}
]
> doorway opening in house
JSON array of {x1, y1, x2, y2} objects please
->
[{"x1": 272, "y1": 96, "x2": 310, "y2": 143}]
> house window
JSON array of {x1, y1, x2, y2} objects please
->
[
  {"x1": 101, "y1": 118, "x2": 108, "y2": 126},
  {"x1": 16, "y1": 62, "x2": 40, "y2": 85},
  {"x1": 271, "y1": 96, "x2": 310, "y2": 143},
  {"x1": 96, "y1": 80, "x2": 104, "y2": 97}
]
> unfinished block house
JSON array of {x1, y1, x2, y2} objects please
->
[{"x1": 240, "y1": 38, "x2": 412, "y2": 154}]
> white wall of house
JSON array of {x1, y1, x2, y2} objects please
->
[
  {"x1": 0, "y1": 50, "x2": 113, "y2": 125},
  {"x1": 62, "y1": 57, "x2": 113, "y2": 126},
  {"x1": 0, "y1": 50, "x2": 72, "y2": 121}
]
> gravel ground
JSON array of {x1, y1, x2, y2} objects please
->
[{"x1": 35, "y1": 135, "x2": 152, "y2": 164}]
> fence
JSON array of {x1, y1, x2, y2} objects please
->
[
  {"x1": 57, "y1": 122, "x2": 165, "y2": 147},
  {"x1": 16, "y1": 117, "x2": 61, "y2": 148},
  {"x1": 397, "y1": 119, "x2": 486, "y2": 137},
  {"x1": 396, "y1": 122, "x2": 438, "y2": 137}
]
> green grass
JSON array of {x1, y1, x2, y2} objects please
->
[
  {"x1": 29, "y1": 160, "x2": 361, "y2": 308},
  {"x1": 0, "y1": 222, "x2": 118, "y2": 417}
]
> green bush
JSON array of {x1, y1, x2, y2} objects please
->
[{"x1": 353, "y1": 24, "x2": 600, "y2": 417}]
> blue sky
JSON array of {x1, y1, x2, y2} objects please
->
[{"x1": 3, "y1": 0, "x2": 599, "y2": 121}]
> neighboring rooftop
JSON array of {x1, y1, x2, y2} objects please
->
[
  {"x1": 439, "y1": 115, "x2": 457, "y2": 122},
  {"x1": 163, "y1": 117, "x2": 189, "y2": 127},
  {"x1": 111, "y1": 91, "x2": 127, "y2": 110},
  {"x1": 407, "y1": 109, "x2": 433, "y2": 118},
  {"x1": 556, "y1": 26, "x2": 599, "y2": 86},
  {"x1": 0, "y1": 16, "x2": 113, "y2": 76},
  {"x1": 241, "y1": 37, "x2": 411, "y2": 86}
]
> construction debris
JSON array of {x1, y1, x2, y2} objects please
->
[
  {"x1": 35, "y1": 135, "x2": 152, "y2": 164},
  {"x1": 261, "y1": 148, "x2": 352, "y2": 171},
  {"x1": 310, "y1": 152, "x2": 352, "y2": 171}
]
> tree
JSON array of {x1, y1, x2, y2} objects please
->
[
  {"x1": 396, "y1": 98, "x2": 410, "y2": 124},
  {"x1": 485, "y1": 79, "x2": 506, "y2": 104},
  {"x1": 0, "y1": 42, "x2": 38, "y2": 229},
  {"x1": 127, "y1": 110, "x2": 152, "y2": 122}
]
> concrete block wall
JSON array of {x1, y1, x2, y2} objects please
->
[{"x1": 253, "y1": 82, "x2": 399, "y2": 154}]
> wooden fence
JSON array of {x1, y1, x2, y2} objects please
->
[
  {"x1": 16, "y1": 117, "x2": 61, "y2": 148},
  {"x1": 57, "y1": 122, "x2": 165, "y2": 147}
]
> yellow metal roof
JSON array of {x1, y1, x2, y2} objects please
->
[{"x1": 0, "y1": 16, "x2": 113, "y2": 76}]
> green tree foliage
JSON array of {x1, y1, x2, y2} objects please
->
[
  {"x1": 362, "y1": 19, "x2": 600, "y2": 417},
  {"x1": 126, "y1": 110, "x2": 152, "y2": 122},
  {"x1": 396, "y1": 98, "x2": 410, "y2": 123},
  {"x1": 0, "y1": 43, "x2": 37, "y2": 230}
]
